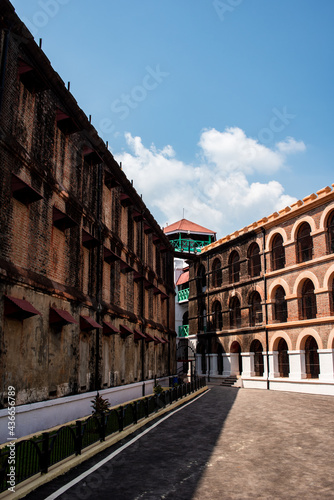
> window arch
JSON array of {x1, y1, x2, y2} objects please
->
[
  {"x1": 274, "y1": 286, "x2": 287, "y2": 323},
  {"x1": 212, "y1": 301, "x2": 223, "y2": 332},
  {"x1": 248, "y1": 243, "x2": 261, "y2": 277},
  {"x1": 305, "y1": 336, "x2": 319, "y2": 378},
  {"x1": 271, "y1": 234, "x2": 285, "y2": 271},
  {"x1": 296, "y1": 222, "x2": 313, "y2": 263},
  {"x1": 212, "y1": 258, "x2": 222, "y2": 288},
  {"x1": 198, "y1": 302, "x2": 207, "y2": 332},
  {"x1": 300, "y1": 279, "x2": 317, "y2": 319},
  {"x1": 249, "y1": 291, "x2": 262, "y2": 326},
  {"x1": 229, "y1": 296, "x2": 241, "y2": 329},
  {"x1": 277, "y1": 338, "x2": 289, "y2": 377},
  {"x1": 327, "y1": 211, "x2": 334, "y2": 254},
  {"x1": 229, "y1": 251, "x2": 240, "y2": 283},
  {"x1": 197, "y1": 264, "x2": 206, "y2": 293},
  {"x1": 330, "y1": 277, "x2": 334, "y2": 315},
  {"x1": 250, "y1": 339, "x2": 264, "y2": 376},
  {"x1": 230, "y1": 340, "x2": 242, "y2": 375}
]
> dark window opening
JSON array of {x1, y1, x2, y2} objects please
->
[
  {"x1": 212, "y1": 258, "x2": 222, "y2": 288},
  {"x1": 301, "y1": 279, "x2": 317, "y2": 319},
  {"x1": 248, "y1": 243, "x2": 261, "y2": 277},
  {"x1": 305, "y1": 336, "x2": 319, "y2": 378},
  {"x1": 229, "y1": 296, "x2": 241, "y2": 329},
  {"x1": 271, "y1": 234, "x2": 285, "y2": 271},
  {"x1": 250, "y1": 339, "x2": 264, "y2": 376},
  {"x1": 212, "y1": 301, "x2": 223, "y2": 332},
  {"x1": 297, "y1": 223, "x2": 313, "y2": 263},
  {"x1": 274, "y1": 286, "x2": 287, "y2": 323},
  {"x1": 229, "y1": 251, "x2": 240, "y2": 283},
  {"x1": 327, "y1": 211, "x2": 334, "y2": 254},
  {"x1": 277, "y1": 338, "x2": 289, "y2": 377},
  {"x1": 249, "y1": 292, "x2": 262, "y2": 326}
]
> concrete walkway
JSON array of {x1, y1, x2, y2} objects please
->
[{"x1": 26, "y1": 385, "x2": 334, "y2": 499}]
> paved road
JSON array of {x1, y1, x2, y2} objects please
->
[{"x1": 27, "y1": 386, "x2": 334, "y2": 500}]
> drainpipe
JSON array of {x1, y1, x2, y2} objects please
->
[
  {"x1": 140, "y1": 214, "x2": 145, "y2": 396},
  {"x1": 0, "y1": 27, "x2": 10, "y2": 119},
  {"x1": 95, "y1": 163, "x2": 103, "y2": 391},
  {"x1": 206, "y1": 254, "x2": 210, "y2": 382},
  {"x1": 262, "y1": 228, "x2": 270, "y2": 390}
]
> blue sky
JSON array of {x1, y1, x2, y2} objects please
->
[{"x1": 11, "y1": 0, "x2": 334, "y2": 238}]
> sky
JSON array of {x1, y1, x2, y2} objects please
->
[{"x1": 11, "y1": 0, "x2": 334, "y2": 239}]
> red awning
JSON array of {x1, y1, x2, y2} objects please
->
[
  {"x1": 120, "y1": 324, "x2": 133, "y2": 337},
  {"x1": 103, "y1": 322, "x2": 120, "y2": 335},
  {"x1": 134, "y1": 329, "x2": 146, "y2": 341},
  {"x1": 154, "y1": 336, "x2": 163, "y2": 345},
  {"x1": 49, "y1": 307, "x2": 77, "y2": 325},
  {"x1": 176, "y1": 271, "x2": 189, "y2": 286},
  {"x1": 4, "y1": 296, "x2": 42, "y2": 320},
  {"x1": 144, "y1": 332, "x2": 155, "y2": 343},
  {"x1": 80, "y1": 315, "x2": 102, "y2": 331}
]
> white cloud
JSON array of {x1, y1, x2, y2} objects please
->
[
  {"x1": 276, "y1": 136, "x2": 306, "y2": 154},
  {"x1": 199, "y1": 127, "x2": 284, "y2": 175},
  {"x1": 115, "y1": 128, "x2": 305, "y2": 238}
]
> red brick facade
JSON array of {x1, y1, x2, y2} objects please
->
[
  {"x1": 0, "y1": 1, "x2": 176, "y2": 407},
  {"x1": 189, "y1": 187, "x2": 334, "y2": 393}
]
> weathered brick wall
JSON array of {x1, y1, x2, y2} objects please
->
[
  {"x1": 190, "y1": 194, "x2": 334, "y2": 358},
  {"x1": 0, "y1": 3, "x2": 176, "y2": 408}
]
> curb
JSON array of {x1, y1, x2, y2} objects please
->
[{"x1": 0, "y1": 387, "x2": 208, "y2": 499}]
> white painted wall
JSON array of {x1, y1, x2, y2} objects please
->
[{"x1": 0, "y1": 377, "x2": 170, "y2": 443}]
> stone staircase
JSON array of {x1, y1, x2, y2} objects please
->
[{"x1": 220, "y1": 376, "x2": 238, "y2": 387}]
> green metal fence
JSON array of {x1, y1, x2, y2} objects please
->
[
  {"x1": 178, "y1": 325, "x2": 189, "y2": 337},
  {"x1": 0, "y1": 378, "x2": 206, "y2": 493},
  {"x1": 178, "y1": 288, "x2": 189, "y2": 302},
  {"x1": 169, "y1": 239, "x2": 210, "y2": 254}
]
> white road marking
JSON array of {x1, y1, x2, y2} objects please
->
[{"x1": 44, "y1": 389, "x2": 210, "y2": 499}]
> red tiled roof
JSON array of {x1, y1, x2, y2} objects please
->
[
  {"x1": 176, "y1": 270, "x2": 189, "y2": 286},
  {"x1": 163, "y1": 218, "x2": 216, "y2": 235}
]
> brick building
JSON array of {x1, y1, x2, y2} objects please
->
[
  {"x1": 189, "y1": 186, "x2": 334, "y2": 395},
  {"x1": 0, "y1": 0, "x2": 176, "y2": 416}
]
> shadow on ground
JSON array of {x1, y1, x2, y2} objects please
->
[{"x1": 26, "y1": 387, "x2": 239, "y2": 500}]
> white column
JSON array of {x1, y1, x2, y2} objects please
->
[
  {"x1": 222, "y1": 353, "x2": 231, "y2": 376},
  {"x1": 230, "y1": 353, "x2": 239, "y2": 376},
  {"x1": 241, "y1": 352, "x2": 255, "y2": 377},
  {"x1": 268, "y1": 351, "x2": 280, "y2": 378},
  {"x1": 318, "y1": 349, "x2": 334, "y2": 381},
  {"x1": 195, "y1": 354, "x2": 202, "y2": 376},
  {"x1": 209, "y1": 354, "x2": 218, "y2": 376},
  {"x1": 262, "y1": 352, "x2": 268, "y2": 378},
  {"x1": 288, "y1": 350, "x2": 306, "y2": 379}
]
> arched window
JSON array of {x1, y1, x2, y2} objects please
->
[
  {"x1": 249, "y1": 291, "x2": 262, "y2": 326},
  {"x1": 305, "y1": 336, "x2": 319, "y2": 378},
  {"x1": 271, "y1": 234, "x2": 285, "y2": 271},
  {"x1": 212, "y1": 258, "x2": 222, "y2": 288},
  {"x1": 296, "y1": 222, "x2": 313, "y2": 263},
  {"x1": 301, "y1": 279, "x2": 317, "y2": 319},
  {"x1": 327, "y1": 211, "x2": 334, "y2": 254},
  {"x1": 198, "y1": 303, "x2": 207, "y2": 332},
  {"x1": 229, "y1": 251, "x2": 240, "y2": 283},
  {"x1": 330, "y1": 278, "x2": 334, "y2": 315},
  {"x1": 274, "y1": 286, "x2": 287, "y2": 323},
  {"x1": 197, "y1": 265, "x2": 206, "y2": 293},
  {"x1": 248, "y1": 243, "x2": 261, "y2": 277},
  {"x1": 250, "y1": 339, "x2": 264, "y2": 376},
  {"x1": 182, "y1": 311, "x2": 188, "y2": 326},
  {"x1": 231, "y1": 341, "x2": 242, "y2": 375},
  {"x1": 196, "y1": 342, "x2": 207, "y2": 374},
  {"x1": 229, "y1": 296, "x2": 241, "y2": 329},
  {"x1": 212, "y1": 301, "x2": 223, "y2": 332},
  {"x1": 277, "y1": 338, "x2": 289, "y2": 377}
]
